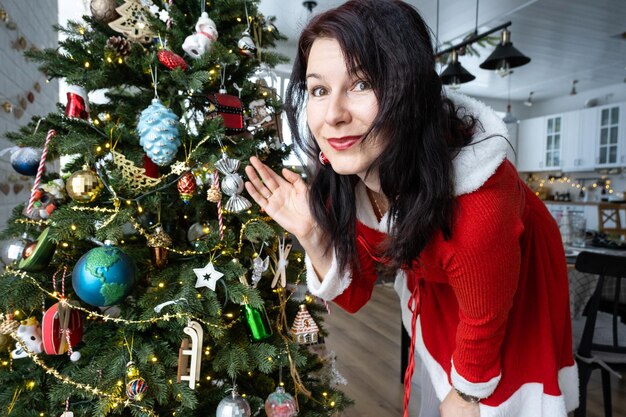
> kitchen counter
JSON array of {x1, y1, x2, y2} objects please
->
[{"x1": 543, "y1": 201, "x2": 626, "y2": 206}]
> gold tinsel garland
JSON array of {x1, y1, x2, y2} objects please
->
[
  {"x1": 7, "y1": 330, "x2": 158, "y2": 417},
  {"x1": 2, "y1": 268, "x2": 236, "y2": 330}
]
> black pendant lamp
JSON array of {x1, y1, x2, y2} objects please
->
[
  {"x1": 480, "y1": 28, "x2": 530, "y2": 75},
  {"x1": 440, "y1": 50, "x2": 475, "y2": 87}
]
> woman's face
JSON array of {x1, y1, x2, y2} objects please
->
[{"x1": 305, "y1": 37, "x2": 383, "y2": 182}]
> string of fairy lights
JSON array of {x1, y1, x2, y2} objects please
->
[
  {"x1": 528, "y1": 174, "x2": 616, "y2": 198},
  {"x1": 1, "y1": 207, "x2": 342, "y2": 414},
  {"x1": 0, "y1": 264, "x2": 338, "y2": 415}
]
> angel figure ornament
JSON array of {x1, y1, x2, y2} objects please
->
[
  {"x1": 182, "y1": 12, "x2": 218, "y2": 59},
  {"x1": 251, "y1": 254, "x2": 269, "y2": 287}
]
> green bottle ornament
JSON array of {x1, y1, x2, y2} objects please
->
[{"x1": 242, "y1": 297, "x2": 272, "y2": 342}]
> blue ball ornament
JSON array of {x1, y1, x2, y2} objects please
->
[
  {"x1": 11, "y1": 147, "x2": 42, "y2": 176},
  {"x1": 72, "y1": 245, "x2": 137, "y2": 307},
  {"x1": 137, "y1": 98, "x2": 181, "y2": 166}
]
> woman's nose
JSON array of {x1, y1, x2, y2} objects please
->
[{"x1": 324, "y1": 93, "x2": 351, "y2": 126}]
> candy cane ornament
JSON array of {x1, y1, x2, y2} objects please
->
[
  {"x1": 213, "y1": 170, "x2": 224, "y2": 240},
  {"x1": 26, "y1": 129, "x2": 56, "y2": 215}
]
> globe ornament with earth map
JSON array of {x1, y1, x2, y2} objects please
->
[{"x1": 72, "y1": 245, "x2": 137, "y2": 307}]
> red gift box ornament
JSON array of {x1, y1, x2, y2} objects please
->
[
  {"x1": 207, "y1": 92, "x2": 244, "y2": 135},
  {"x1": 42, "y1": 300, "x2": 83, "y2": 361},
  {"x1": 65, "y1": 85, "x2": 90, "y2": 120}
]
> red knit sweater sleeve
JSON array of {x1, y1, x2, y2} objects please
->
[
  {"x1": 444, "y1": 166, "x2": 525, "y2": 392},
  {"x1": 332, "y1": 222, "x2": 385, "y2": 313}
]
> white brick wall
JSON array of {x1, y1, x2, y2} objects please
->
[{"x1": 0, "y1": 1, "x2": 60, "y2": 230}]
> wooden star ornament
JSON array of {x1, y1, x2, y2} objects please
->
[{"x1": 193, "y1": 262, "x2": 223, "y2": 291}]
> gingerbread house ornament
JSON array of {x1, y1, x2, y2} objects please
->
[{"x1": 290, "y1": 304, "x2": 319, "y2": 345}]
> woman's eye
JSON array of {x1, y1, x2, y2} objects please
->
[
  {"x1": 309, "y1": 86, "x2": 327, "y2": 97},
  {"x1": 354, "y1": 80, "x2": 372, "y2": 92}
]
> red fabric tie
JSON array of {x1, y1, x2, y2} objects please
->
[{"x1": 403, "y1": 279, "x2": 422, "y2": 417}]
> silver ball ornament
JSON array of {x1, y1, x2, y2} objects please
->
[
  {"x1": 221, "y1": 173, "x2": 244, "y2": 197},
  {"x1": 187, "y1": 222, "x2": 210, "y2": 243},
  {"x1": 216, "y1": 390, "x2": 251, "y2": 417},
  {"x1": 90, "y1": 0, "x2": 120, "y2": 23},
  {"x1": 1, "y1": 234, "x2": 30, "y2": 265}
]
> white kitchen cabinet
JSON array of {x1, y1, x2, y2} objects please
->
[
  {"x1": 561, "y1": 110, "x2": 596, "y2": 172},
  {"x1": 516, "y1": 116, "x2": 546, "y2": 172},
  {"x1": 574, "y1": 108, "x2": 598, "y2": 171},
  {"x1": 594, "y1": 103, "x2": 625, "y2": 168},
  {"x1": 544, "y1": 115, "x2": 562, "y2": 170},
  {"x1": 504, "y1": 122, "x2": 518, "y2": 165}
]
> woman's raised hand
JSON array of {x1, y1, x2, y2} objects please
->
[{"x1": 244, "y1": 156, "x2": 315, "y2": 240}]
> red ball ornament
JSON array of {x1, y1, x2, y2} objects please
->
[
  {"x1": 157, "y1": 50, "x2": 188, "y2": 71},
  {"x1": 177, "y1": 172, "x2": 196, "y2": 203}
]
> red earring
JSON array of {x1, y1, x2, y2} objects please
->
[{"x1": 318, "y1": 151, "x2": 329, "y2": 166}]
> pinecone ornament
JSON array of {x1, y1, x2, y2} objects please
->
[
  {"x1": 137, "y1": 98, "x2": 181, "y2": 166},
  {"x1": 207, "y1": 185, "x2": 222, "y2": 203},
  {"x1": 106, "y1": 36, "x2": 132, "y2": 56}
]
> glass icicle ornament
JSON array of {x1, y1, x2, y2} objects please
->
[{"x1": 137, "y1": 98, "x2": 181, "y2": 166}]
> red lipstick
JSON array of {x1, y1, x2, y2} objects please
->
[{"x1": 326, "y1": 136, "x2": 361, "y2": 151}]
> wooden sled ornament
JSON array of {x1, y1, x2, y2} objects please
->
[{"x1": 177, "y1": 320, "x2": 203, "y2": 389}]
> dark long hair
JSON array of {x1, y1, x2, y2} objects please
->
[{"x1": 285, "y1": 0, "x2": 476, "y2": 273}]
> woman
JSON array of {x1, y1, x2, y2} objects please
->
[{"x1": 244, "y1": 1, "x2": 578, "y2": 416}]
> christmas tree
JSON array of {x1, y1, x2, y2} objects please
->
[{"x1": 0, "y1": 0, "x2": 351, "y2": 416}]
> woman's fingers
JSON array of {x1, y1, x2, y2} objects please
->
[
  {"x1": 248, "y1": 156, "x2": 283, "y2": 192},
  {"x1": 282, "y1": 168, "x2": 307, "y2": 193},
  {"x1": 244, "y1": 180, "x2": 266, "y2": 206},
  {"x1": 244, "y1": 164, "x2": 272, "y2": 200}
]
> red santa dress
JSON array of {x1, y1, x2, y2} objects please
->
[{"x1": 305, "y1": 93, "x2": 578, "y2": 417}]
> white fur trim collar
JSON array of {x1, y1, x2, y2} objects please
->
[
  {"x1": 354, "y1": 93, "x2": 510, "y2": 230},
  {"x1": 446, "y1": 91, "x2": 510, "y2": 196}
]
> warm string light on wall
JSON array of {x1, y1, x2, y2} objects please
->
[{"x1": 528, "y1": 174, "x2": 615, "y2": 199}]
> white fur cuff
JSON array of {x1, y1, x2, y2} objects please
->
[
  {"x1": 305, "y1": 251, "x2": 352, "y2": 300},
  {"x1": 451, "y1": 360, "x2": 501, "y2": 399}
]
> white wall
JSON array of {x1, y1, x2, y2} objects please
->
[
  {"x1": 529, "y1": 82, "x2": 626, "y2": 117},
  {"x1": 0, "y1": 0, "x2": 60, "y2": 230}
]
